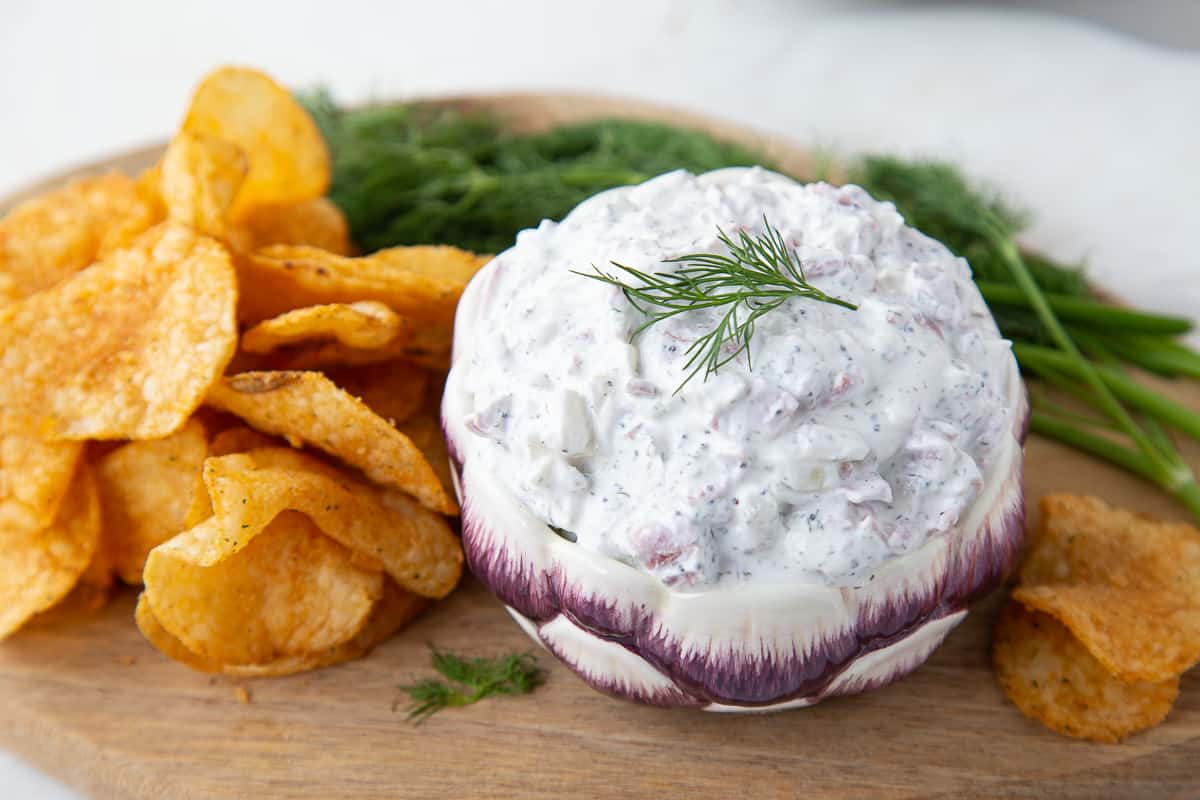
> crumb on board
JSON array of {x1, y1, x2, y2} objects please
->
[
  {"x1": 234, "y1": 686, "x2": 252, "y2": 705},
  {"x1": 119, "y1": 655, "x2": 137, "y2": 666}
]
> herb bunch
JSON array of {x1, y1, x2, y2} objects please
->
[
  {"x1": 578, "y1": 219, "x2": 856, "y2": 393},
  {"x1": 300, "y1": 90, "x2": 763, "y2": 254},
  {"x1": 399, "y1": 648, "x2": 544, "y2": 724}
]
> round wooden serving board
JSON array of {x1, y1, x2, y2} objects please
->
[{"x1": 1, "y1": 93, "x2": 1197, "y2": 800}]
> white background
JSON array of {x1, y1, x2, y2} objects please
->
[{"x1": 2, "y1": 1, "x2": 1198, "y2": 796}]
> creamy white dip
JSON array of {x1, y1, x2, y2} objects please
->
[{"x1": 455, "y1": 168, "x2": 1017, "y2": 590}]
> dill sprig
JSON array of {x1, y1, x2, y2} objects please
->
[
  {"x1": 577, "y1": 218, "x2": 856, "y2": 393},
  {"x1": 399, "y1": 649, "x2": 544, "y2": 724}
]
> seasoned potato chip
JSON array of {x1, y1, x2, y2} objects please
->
[
  {"x1": 326, "y1": 361, "x2": 429, "y2": 428},
  {"x1": 241, "y1": 301, "x2": 410, "y2": 355},
  {"x1": 0, "y1": 423, "x2": 83, "y2": 531},
  {"x1": 398, "y1": 410, "x2": 454, "y2": 497},
  {"x1": 207, "y1": 371, "x2": 456, "y2": 514},
  {"x1": 371, "y1": 245, "x2": 491, "y2": 285},
  {"x1": 95, "y1": 418, "x2": 210, "y2": 584},
  {"x1": 0, "y1": 223, "x2": 238, "y2": 440},
  {"x1": 273, "y1": 322, "x2": 453, "y2": 373},
  {"x1": 182, "y1": 67, "x2": 329, "y2": 217},
  {"x1": 235, "y1": 197, "x2": 352, "y2": 255},
  {"x1": 144, "y1": 510, "x2": 383, "y2": 664},
  {"x1": 0, "y1": 173, "x2": 159, "y2": 304},
  {"x1": 201, "y1": 448, "x2": 462, "y2": 597},
  {"x1": 137, "y1": 578, "x2": 427, "y2": 676},
  {"x1": 77, "y1": 527, "x2": 116, "y2": 602},
  {"x1": 134, "y1": 592, "x2": 216, "y2": 672},
  {"x1": 993, "y1": 602, "x2": 1178, "y2": 743},
  {"x1": 208, "y1": 425, "x2": 279, "y2": 457},
  {"x1": 161, "y1": 132, "x2": 248, "y2": 238},
  {"x1": 0, "y1": 462, "x2": 101, "y2": 639},
  {"x1": 236, "y1": 244, "x2": 488, "y2": 327},
  {"x1": 1013, "y1": 494, "x2": 1200, "y2": 683},
  {"x1": 225, "y1": 579, "x2": 427, "y2": 677}
]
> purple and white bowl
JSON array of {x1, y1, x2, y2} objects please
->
[{"x1": 443, "y1": 169, "x2": 1027, "y2": 711}]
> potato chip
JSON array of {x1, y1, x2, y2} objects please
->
[
  {"x1": 241, "y1": 301, "x2": 410, "y2": 355},
  {"x1": 0, "y1": 173, "x2": 159, "y2": 304},
  {"x1": 273, "y1": 322, "x2": 453, "y2": 373},
  {"x1": 208, "y1": 425, "x2": 280, "y2": 457},
  {"x1": 398, "y1": 410, "x2": 454, "y2": 497},
  {"x1": 372, "y1": 245, "x2": 491, "y2": 285},
  {"x1": 95, "y1": 418, "x2": 210, "y2": 584},
  {"x1": 235, "y1": 244, "x2": 488, "y2": 327},
  {"x1": 144, "y1": 510, "x2": 383, "y2": 664},
  {"x1": 0, "y1": 223, "x2": 238, "y2": 439},
  {"x1": 1013, "y1": 494, "x2": 1200, "y2": 683},
  {"x1": 326, "y1": 361, "x2": 429, "y2": 428},
  {"x1": 993, "y1": 602, "x2": 1178, "y2": 743},
  {"x1": 200, "y1": 448, "x2": 461, "y2": 597},
  {"x1": 77, "y1": 527, "x2": 116, "y2": 603},
  {"x1": 0, "y1": 423, "x2": 83, "y2": 531},
  {"x1": 0, "y1": 461, "x2": 101, "y2": 639},
  {"x1": 235, "y1": 197, "x2": 352, "y2": 255},
  {"x1": 181, "y1": 67, "x2": 329, "y2": 217},
  {"x1": 135, "y1": 592, "x2": 218, "y2": 672},
  {"x1": 137, "y1": 577, "x2": 427, "y2": 676},
  {"x1": 225, "y1": 579, "x2": 427, "y2": 677},
  {"x1": 206, "y1": 371, "x2": 456, "y2": 514},
  {"x1": 160, "y1": 131, "x2": 248, "y2": 238}
]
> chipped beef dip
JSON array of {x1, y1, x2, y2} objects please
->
[{"x1": 456, "y1": 167, "x2": 1016, "y2": 590}]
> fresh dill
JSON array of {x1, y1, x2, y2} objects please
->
[
  {"x1": 298, "y1": 89, "x2": 763, "y2": 254},
  {"x1": 398, "y1": 648, "x2": 545, "y2": 724},
  {"x1": 577, "y1": 218, "x2": 856, "y2": 393}
]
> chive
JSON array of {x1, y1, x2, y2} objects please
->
[
  {"x1": 1014, "y1": 343, "x2": 1200, "y2": 441},
  {"x1": 1029, "y1": 413, "x2": 1200, "y2": 519},
  {"x1": 1094, "y1": 333, "x2": 1200, "y2": 380},
  {"x1": 1029, "y1": 413, "x2": 1162, "y2": 483},
  {"x1": 977, "y1": 282, "x2": 1193, "y2": 335}
]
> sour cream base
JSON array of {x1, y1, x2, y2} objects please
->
[{"x1": 453, "y1": 167, "x2": 1018, "y2": 591}]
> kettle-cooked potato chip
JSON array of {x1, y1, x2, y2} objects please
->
[
  {"x1": 993, "y1": 602, "x2": 1178, "y2": 743},
  {"x1": 0, "y1": 223, "x2": 238, "y2": 440},
  {"x1": 325, "y1": 361, "x2": 429, "y2": 428},
  {"x1": 271, "y1": 322, "x2": 452, "y2": 373},
  {"x1": 207, "y1": 371, "x2": 456, "y2": 514},
  {"x1": 398, "y1": 410, "x2": 455, "y2": 497},
  {"x1": 1013, "y1": 494, "x2": 1200, "y2": 683},
  {"x1": 95, "y1": 418, "x2": 210, "y2": 584},
  {"x1": 0, "y1": 172, "x2": 159, "y2": 304},
  {"x1": 208, "y1": 425, "x2": 280, "y2": 457},
  {"x1": 234, "y1": 197, "x2": 352, "y2": 255},
  {"x1": 236, "y1": 244, "x2": 488, "y2": 327},
  {"x1": 0, "y1": 423, "x2": 83, "y2": 531},
  {"x1": 161, "y1": 132, "x2": 248, "y2": 238},
  {"x1": 181, "y1": 67, "x2": 329, "y2": 217},
  {"x1": 200, "y1": 448, "x2": 462, "y2": 597},
  {"x1": 241, "y1": 301, "x2": 410, "y2": 355},
  {"x1": 0, "y1": 461, "x2": 101, "y2": 639},
  {"x1": 137, "y1": 577, "x2": 427, "y2": 676},
  {"x1": 144, "y1": 510, "x2": 383, "y2": 664}
]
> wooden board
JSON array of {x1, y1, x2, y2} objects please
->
[{"x1": 1, "y1": 93, "x2": 1197, "y2": 800}]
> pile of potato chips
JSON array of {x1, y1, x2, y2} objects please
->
[
  {"x1": 994, "y1": 494, "x2": 1200, "y2": 742},
  {"x1": 0, "y1": 66, "x2": 481, "y2": 675}
]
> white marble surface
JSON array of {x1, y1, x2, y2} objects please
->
[{"x1": 1, "y1": 1, "x2": 1198, "y2": 796}]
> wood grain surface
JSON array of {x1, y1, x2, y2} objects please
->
[{"x1": 0, "y1": 93, "x2": 1196, "y2": 800}]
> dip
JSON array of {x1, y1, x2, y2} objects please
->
[{"x1": 455, "y1": 167, "x2": 1017, "y2": 590}]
